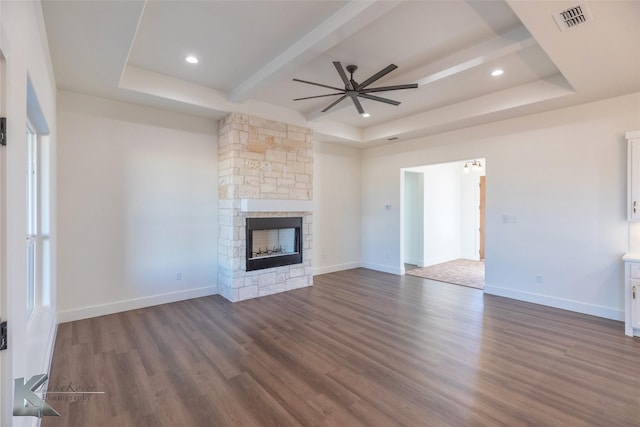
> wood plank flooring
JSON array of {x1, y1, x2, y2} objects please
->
[{"x1": 43, "y1": 268, "x2": 640, "y2": 426}]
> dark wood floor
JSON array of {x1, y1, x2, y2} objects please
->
[{"x1": 43, "y1": 268, "x2": 640, "y2": 427}]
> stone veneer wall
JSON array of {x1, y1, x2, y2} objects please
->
[{"x1": 217, "y1": 113, "x2": 313, "y2": 302}]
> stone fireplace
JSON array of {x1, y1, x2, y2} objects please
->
[{"x1": 217, "y1": 113, "x2": 313, "y2": 302}]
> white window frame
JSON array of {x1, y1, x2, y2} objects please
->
[{"x1": 26, "y1": 121, "x2": 37, "y2": 320}]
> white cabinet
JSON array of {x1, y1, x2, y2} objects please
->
[
  {"x1": 627, "y1": 131, "x2": 640, "y2": 220},
  {"x1": 625, "y1": 131, "x2": 640, "y2": 336},
  {"x1": 633, "y1": 278, "x2": 640, "y2": 330},
  {"x1": 623, "y1": 255, "x2": 640, "y2": 336}
]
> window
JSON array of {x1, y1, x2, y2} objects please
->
[
  {"x1": 25, "y1": 77, "x2": 52, "y2": 324},
  {"x1": 26, "y1": 122, "x2": 37, "y2": 319}
]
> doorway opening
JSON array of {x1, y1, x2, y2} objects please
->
[{"x1": 400, "y1": 159, "x2": 486, "y2": 290}]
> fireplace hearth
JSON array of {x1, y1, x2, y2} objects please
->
[{"x1": 246, "y1": 217, "x2": 303, "y2": 271}]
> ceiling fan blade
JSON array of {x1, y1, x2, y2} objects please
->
[
  {"x1": 292, "y1": 78, "x2": 344, "y2": 92},
  {"x1": 351, "y1": 96, "x2": 365, "y2": 115},
  {"x1": 360, "y1": 83, "x2": 419, "y2": 93},
  {"x1": 293, "y1": 93, "x2": 344, "y2": 101},
  {"x1": 356, "y1": 64, "x2": 398, "y2": 90},
  {"x1": 333, "y1": 61, "x2": 353, "y2": 90},
  {"x1": 358, "y1": 93, "x2": 401, "y2": 106},
  {"x1": 321, "y1": 94, "x2": 347, "y2": 112}
]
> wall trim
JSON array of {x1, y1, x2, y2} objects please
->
[
  {"x1": 57, "y1": 286, "x2": 218, "y2": 323},
  {"x1": 360, "y1": 262, "x2": 403, "y2": 275},
  {"x1": 314, "y1": 261, "x2": 361, "y2": 276},
  {"x1": 460, "y1": 252, "x2": 480, "y2": 262},
  {"x1": 46, "y1": 322, "x2": 58, "y2": 377},
  {"x1": 484, "y1": 285, "x2": 624, "y2": 321},
  {"x1": 404, "y1": 257, "x2": 423, "y2": 267}
]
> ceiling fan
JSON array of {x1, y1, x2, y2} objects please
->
[{"x1": 292, "y1": 61, "x2": 418, "y2": 116}]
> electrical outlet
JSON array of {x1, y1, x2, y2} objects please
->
[
  {"x1": 176, "y1": 272, "x2": 182, "y2": 280},
  {"x1": 536, "y1": 274, "x2": 543, "y2": 283}
]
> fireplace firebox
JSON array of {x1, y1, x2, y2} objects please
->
[{"x1": 246, "y1": 217, "x2": 303, "y2": 271}]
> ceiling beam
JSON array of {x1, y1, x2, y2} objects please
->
[
  {"x1": 306, "y1": 25, "x2": 536, "y2": 121},
  {"x1": 362, "y1": 74, "x2": 574, "y2": 142},
  {"x1": 412, "y1": 25, "x2": 536, "y2": 86},
  {"x1": 228, "y1": 0, "x2": 403, "y2": 103},
  {"x1": 120, "y1": 65, "x2": 233, "y2": 113},
  {"x1": 120, "y1": 65, "x2": 357, "y2": 130}
]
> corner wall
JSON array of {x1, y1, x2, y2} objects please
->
[
  {"x1": 362, "y1": 92, "x2": 640, "y2": 320},
  {"x1": 403, "y1": 171, "x2": 423, "y2": 266},
  {"x1": 56, "y1": 91, "x2": 219, "y2": 322},
  {"x1": 313, "y1": 141, "x2": 361, "y2": 274},
  {"x1": 422, "y1": 162, "x2": 463, "y2": 266}
]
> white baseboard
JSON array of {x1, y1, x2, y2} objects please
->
[
  {"x1": 404, "y1": 257, "x2": 422, "y2": 266},
  {"x1": 57, "y1": 286, "x2": 218, "y2": 323},
  {"x1": 460, "y1": 252, "x2": 480, "y2": 261},
  {"x1": 314, "y1": 261, "x2": 361, "y2": 275},
  {"x1": 360, "y1": 261, "x2": 403, "y2": 275},
  {"x1": 484, "y1": 285, "x2": 624, "y2": 321},
  {"x1": 45, "y1": 317, "x2": 58, "y2": 375}
]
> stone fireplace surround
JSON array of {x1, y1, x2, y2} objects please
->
[{"x1": 217, "y1": 113, "x2": 313, "y2": 302}]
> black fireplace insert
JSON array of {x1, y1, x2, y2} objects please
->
[{"x1": 246, "y1": 217, "x2": 303, "y2": 271}]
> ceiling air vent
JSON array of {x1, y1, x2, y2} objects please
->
[{"x1": 553, "y1": 3, "x2": 593, "y2": 31}]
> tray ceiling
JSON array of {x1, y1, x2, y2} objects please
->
[{"x1": 42, "y1": 0, "x2": 640, "y2": 146}]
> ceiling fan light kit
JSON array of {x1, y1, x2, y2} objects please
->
[{"x1": 293, "y1": 61, "x2": 418, "y2": 116}]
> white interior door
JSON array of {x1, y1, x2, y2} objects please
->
[
  {"x1": 0, "y1": 47, "x2": 7, "y2": 425},
  {"x1": 0, "y1": 18, "x2": 54, "y2": 426}
]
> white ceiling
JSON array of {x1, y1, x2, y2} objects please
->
[{"x1": 41, "y1": 0, "x2": 640, "y2": 146}]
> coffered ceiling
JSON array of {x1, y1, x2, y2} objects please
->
[{"x1": 42, "y1": 0, "x2": 640, "y2": 146}]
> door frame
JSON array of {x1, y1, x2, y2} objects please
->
[
  {"x1": 400, "y1": 158, "x2": 486, "y2": 275},
  {"x1": 479, "y1": 175, "x2": 486, "y2": 260}
]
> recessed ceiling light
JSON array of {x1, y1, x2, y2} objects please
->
[
  {"x1": 361, "y1": 113, "x2": 371, "y2": 118},
  {"x1": 185, "y1": 56, "x2": 199, "y2": 64},
  {"x1": 491, "y1": 69, "x2": 504, "y2": 77}
]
